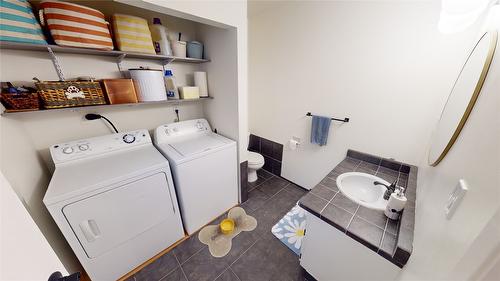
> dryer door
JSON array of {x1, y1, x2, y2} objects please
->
[{"x1": 62, "y1": 172, "x2": 178, "y2": 259}]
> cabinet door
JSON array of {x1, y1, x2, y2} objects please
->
[{"x1": 63, "y1": 173, "x2": 178, "y2": 258}]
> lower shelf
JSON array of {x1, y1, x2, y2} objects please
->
[{"x1": 1, "y1": 97, "x2": 213, "y2": 116}]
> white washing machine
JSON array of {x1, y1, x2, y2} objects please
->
[
  {"x1": 43, "y1": 130, "x2": 185, "y2": 281},
  {"x1": 154, "y1": 119, "x2": 238, "y2": 235}
]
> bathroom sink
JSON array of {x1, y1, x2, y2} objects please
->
[{"x1": 336, "y1": 172, "x2": 388, "y2": 211}]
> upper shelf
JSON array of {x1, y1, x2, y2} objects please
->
[{"x1": 0, "y1": 41, "x2": 211, "y2": 64}]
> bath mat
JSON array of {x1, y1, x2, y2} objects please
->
[
  {"x1": 198, "y1": 207, "x2": 257, "y2": 257},
  {"x1": 271, "y1": 204, "x2": 306, "y2": 255}
]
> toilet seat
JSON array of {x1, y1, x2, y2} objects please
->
[{"x1": 248, "y1": 151, "x2": 264, "y2": 166}]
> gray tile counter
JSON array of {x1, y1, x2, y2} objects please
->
[{"x1": 299, "y1": 149, "x2": 417, "y2": 267}]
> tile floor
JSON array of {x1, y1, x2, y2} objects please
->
[{"x1": 126, "y1": 169, "x2": 310, "y2": 281}]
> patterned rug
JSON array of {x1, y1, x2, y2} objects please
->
[{"x1": 271, "y1": 203, "x2": 306, "y2": 255}]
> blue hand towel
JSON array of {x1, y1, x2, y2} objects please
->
[{"x1": 310, "y1": 115, "x2": 332, "y2": 146}]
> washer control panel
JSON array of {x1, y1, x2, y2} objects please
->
[
  {"x1": 154, "y1": 119, "x2": 211, "y2": 144},
  {"x1": 51, "y1": 129, "x2": 151, "y2": 164}
]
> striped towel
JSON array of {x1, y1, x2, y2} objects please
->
[
  {"x1": 0, "y1": 0, "x2": 47, "y2": 44},
  {"x1": 39, "y1": 0, "x2": 113, "y2": 50},
  {"x1": 112, "y1": 14, "x2": 155, "y2": 54}
]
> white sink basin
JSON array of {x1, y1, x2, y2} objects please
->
[{"x1": 336, "y1": 172, "x2": 389, "y2": 211}]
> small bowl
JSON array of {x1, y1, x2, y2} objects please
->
[{"x1": 219, "y1": 218, "x2": 235, "y2": 235}]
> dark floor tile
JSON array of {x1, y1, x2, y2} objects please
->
[
  {"x1": 135, "y1": 251, "x2": 179, "y2": 281},
  {"x1": 257, "y1": 169, "x2": 273, "y2": 180},
  {"x1": 284, "y1": 183, "x2": 308, "y2": 200},
  {"x1": 379, "y1": 232, "x2": 397, "y2": 259},
  {"x1": 252, "y1": 190, "x2": 297, "y2": 236},
  {"x1": 272, "y1": 142, "x2": 283, "y2": 162},
  {"x1": 397, "y1": 226, "x2": 414, "y2": 253},
  {"x1": 327, "y1": 169, "x2": 342, "y2": 179},
  {"x1": 298, "y1": 193, "x2": 329, "y2": 216},
  {"x1": 181, "y1": 247, "x2": 229, "y2": 281},
  {"x1": 221, "y1": 230, "x2": 260, "y2": 266},
  {"x1": 248, "y1": 134, "x2": 261, "y2": 152},
  {"x1": 320, "y1": 203, "x2": 353, "y2": 231},
  {"x1": 330, "y1": 193, "x2": 358, "y2": 213},
  {"x1": 247, "y1": 176, "x2": 268, "y2": 190},
  {"x1": 215, "y1": 269, "x2": 240, "y2": 281},
  {"x1": 261, "y1": 138, "x2": 274, "y2": 157},
  {"x1": 355, "y1": 206, "x2": 388, "y2": 229},
  {"x1": 347, "y1": 217, "x2": 384, "y2": 252},
  {"x1": 310, "y1": 184, "x2": 337, "y2": 201},
  {"x1": 242, "y1": 189, "x2": 270, "y2": 212},
  {"x1": 173, "y1": 234, "x2": 206, "y2": 265},
  {"x1": 331, "y1": 165, "x2": 353, "y2": 175},
  {"x1": 400, "y1": 207, "x2": 415, "y2": 229},
  {"x1": 347, "y1": 150, "x2": 381, "y2": 165},
  {"x1": 257, "y1": 176, "x2": 289, "y2": 197},
  {"x1": 319, "y1": 177, "x2": 339, "y2": 191},
  {"x1": 231, "y1": 233, "x2": 298, "y2": 281},
  {"x1": 160, "y1": 267, "x2": 187, "y2": 281}
]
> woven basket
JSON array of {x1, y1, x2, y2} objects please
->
[
  {"x1": 36, "y1": 81, "x2": 107, "y2": 109},
  {"x1": 0, "y1": 92, "x2": 40, "y2": 111}
]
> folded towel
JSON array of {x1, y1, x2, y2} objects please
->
[{"x1": 310, "y1": 115, "x2": 332, "y2": 146}]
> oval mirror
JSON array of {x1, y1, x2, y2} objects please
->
[{"x1": 428, "y1": 30, "x2": 497, "y2": 166}]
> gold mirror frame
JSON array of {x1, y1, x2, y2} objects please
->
[{"x1": 429, "y1": 30, "x2": 498, "y2": 166}]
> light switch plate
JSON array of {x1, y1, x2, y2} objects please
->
[{"x1": 445, "y1": 179, "x2": 468, "y2": 219}]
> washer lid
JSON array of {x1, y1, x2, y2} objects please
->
[{"x1": 169, "y1": 134, "x2": 227, "y2": 157}]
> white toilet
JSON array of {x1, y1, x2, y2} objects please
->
[{"x1": 248, "y1": 151, "x2": 265, "y2": 182}]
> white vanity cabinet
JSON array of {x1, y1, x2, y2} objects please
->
[{"x1": 300, "y1": 211, "x2": 401, "y2": 281}]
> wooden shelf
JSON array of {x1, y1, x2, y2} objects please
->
[
  {"x1": 0, "y1": 41, "x2": 211, "y2": 64},
  {"x1": 1, "y1": 97, "x2": 213, "y2": 116}
]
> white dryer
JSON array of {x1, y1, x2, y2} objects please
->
[
  {"x1": 154, "y1": 119, "x2": 238, "y2": 235},
  {"x1": 43, "y1": 130, "x2": 184, "y2": 281}
]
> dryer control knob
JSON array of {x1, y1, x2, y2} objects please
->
[
  {"x1": 78, "y1": 144, "x2": 89, "y2": 151},
  {"x1": 62, "y1": 147, "x2": 74, "y2": 154},
  {"x1": 123, "y1": 134, "x2": 136, "y2": 144}
]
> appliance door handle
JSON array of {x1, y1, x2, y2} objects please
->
[{"x1": 79, "y1": 219, "x2": 101, "y2": 242}]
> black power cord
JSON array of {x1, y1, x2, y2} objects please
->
[{"x1": 85, "y1": 113, "x2": 119, "y2": 133}]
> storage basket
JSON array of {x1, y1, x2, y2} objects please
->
[
  {"x1": 39, "y1": 0, "x2": 113, "y2": 50},
  {"x1": 112, "y1": 14, "x2": 155, "y2": 54},
  {"x1": 0, "y1": 92, "x2": 40, "y2": 111},
  {"x1": 36, "y1": 81, "x2": 106, "y2": 109}
]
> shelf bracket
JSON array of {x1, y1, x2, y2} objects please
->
[
  {"x1": 116, "y1": 54, "x2": 127, "y2": 77},
  {"x1": 47, "y1": 46, "x2": 65, "y2": 81}
]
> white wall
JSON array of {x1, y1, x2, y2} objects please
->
[
  {"x1": 398, "y1": 27, "x2": 500, "y2": 280},
  {"x1": 121, "y1": 0, "x2": 249, "y2": 161},
  {"x1": 248, "y1": 0, "x2": 480, "y2": 189},
  {"x1": 0, "y1": 2, "x2": 217, "y2": 273},
  {"x1": 1, "y1": 172, "x2": 67, "y2": 281}
]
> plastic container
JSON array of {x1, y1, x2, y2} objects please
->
[
  {"x1": 187, "y1": 41, "x2": 203, "y2": 59},
  {"x1": 129, "y1": 68, "x2": 167, "y2": 102},
  {"x1": 149, "y1": 18, "x2": 173, "y2": 56},
  {"x1": 172, "y1": 41, "x2": 187, "y2": 58},
  {"x1": 164, "y1": 70, "x2": 179, "y2": 100}
]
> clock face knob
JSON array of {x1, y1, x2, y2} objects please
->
[
  {"x1": 62, "y1": 147, "x2": 74, "y2": 154},
  {"x1": 123, "y1": 134, "x2": 136, "y2": 144}
]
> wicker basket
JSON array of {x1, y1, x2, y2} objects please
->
[
  {"x1": 0, "y1": 92, "x2": 40, "y2": 112},
  {"x1": 36, "y1": 81, "x2": 107, "y2": 109}
]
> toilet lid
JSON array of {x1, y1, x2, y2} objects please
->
[{"x1": 248, "y1": 151, "x2": 264, "y2": 165}]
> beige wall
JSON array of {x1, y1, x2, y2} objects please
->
[{"x1": 248, "y1": 0, "x2": 480, "y2": 189}]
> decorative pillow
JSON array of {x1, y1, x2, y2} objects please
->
[{"x1": 0, "y1": 0, "x2": 47, "y2": 44}]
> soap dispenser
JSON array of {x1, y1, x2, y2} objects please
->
[{"x1": 384, "y1": 187, "x2": 407, "y2": 220}]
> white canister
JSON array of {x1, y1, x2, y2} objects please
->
[
  {"x1": 172, "y1": 41, "x2": 187, "y2": 58},
  {"x1": 194, "y1": 71, "x2": 208, "y2": 97},
  {"x1": 129, "y1": 68, "x2": 167, "y2": 102}
]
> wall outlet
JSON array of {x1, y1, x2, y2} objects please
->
[{"x1": 445, "y1": 179, "x2": 468, "y2": 220}]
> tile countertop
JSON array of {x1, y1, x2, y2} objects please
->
[{"x1": 298, "y1": 149, "x2": 417, "y2": 268}]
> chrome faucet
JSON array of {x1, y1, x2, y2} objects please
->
[{"x1": 374, "y1": 179, "x2": 398, "y2": 200}]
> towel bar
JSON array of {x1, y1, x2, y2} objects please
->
[{"x1": 306, "y1": 112, "x2": 349, "y2": 123}]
